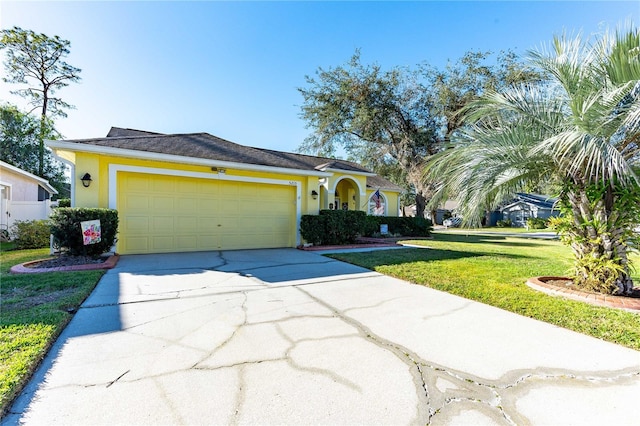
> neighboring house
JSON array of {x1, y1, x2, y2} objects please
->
[
  {"x1": 405, "y1": 200, "x2": 460, "y2": 225},
  {"x1": 47, "y1": 127, "x2": 402, "y2": 254},
  {"x1": 499, "y1": 193, "x2": 559, "y2": 227},
  {"x1": 0, "y1": 160, "x2": 58, "y2": 232}
]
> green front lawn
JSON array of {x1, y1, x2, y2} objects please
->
[
  {"x1": 329, "y1": 232, "x2": 640, "y2": 351},
  {"x1": 0, "y1": 249, "x2": 105, "y2": 414}
]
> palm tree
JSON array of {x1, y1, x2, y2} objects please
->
[{"x1": 426, "y1": 27, "x2": 640, "y2": 295}]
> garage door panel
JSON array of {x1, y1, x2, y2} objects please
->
[
  {"x1": 197, "y1": 234, "x2": 219, "y2": 248},
  {"x1": 196, "y1": 218, "x2": 219, "y2": 232},
  {"x1": 178, "y1": 180, "x2": 200, "y2": 194},
  {"x1": 220, "y1": 182, "x2": 239, "y2": 195},
  {"x1": 198, "y1": 199, "x2": 218, "y2": 211},
  {"x1": 268, "y1": 204, "x2": 292, "y2": 215},
  {"x1": 218, "y1": 216, "x2": 239, "y2": 230},
  {"x1": 152, "y1": 236, "x2": 175, "y2": 251},
  {"x1": 238, "y1": 184, "x2": 257, "y2": 197},
  {"x1": 152, "y1": 178, "x2": 172, "y2": 193},
  {"x1": 176, "y1": 217, "x2": 198, "y2": 232},
  {"x1": 118, "y1": 172, "x2": 295, "y2": 254},
  {"x1": 219, "y1": 200, "x2": 239, "y2": 213},
  {"x1": 238, "y1": 200, "x2": 256, "y2": 211},
  {"x1": 125, "y1": 176, "x2": 149, "y2": 192},
  {"x1": 125, "y1": 237, "x2": 149, "y2": 252},
  {"x1": 125, "y1": 216, "x2": 150, "y2": 233},
  {"x1": 151, "y1": 197, "x2": 173, "y2": 212},
  {"x1": 176, "y1": 236, "x2": 197, "y2": 250},
  {"x1": 197, "y1": 181, "x2": 219, "y2": 195},
  {"x1": 177, "y1": 197, "x2": 198, "y2": 211},
  {"x1": 152, "y1": 216, "x2": 174, "y2": 233},
  {"x1": 125, "y1": 195, "x2": 150, "y2": 211}
]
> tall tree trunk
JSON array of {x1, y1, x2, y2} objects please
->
[
  {"x1": 415, "y1": 191, "x2": 426, "y2": 218},
  {"x1": 38, "y1": 92, "x2": 48, "y2": 177}
]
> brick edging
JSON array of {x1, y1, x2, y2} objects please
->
[
  {"x1": 9, "y1": 255, "x2": 120, "y2": 274},
  {"x1": 526, "y1": 276, "x2": 640, "y2": 312}
]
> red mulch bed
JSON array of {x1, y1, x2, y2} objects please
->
[{"x1": 527, "y1": 276, "x2": 640, "y2": 312}]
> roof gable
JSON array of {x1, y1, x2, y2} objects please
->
[
  {"x1": 0, "y1": 160, "x2": 58, "y2": 194},
  {"x1": 501, "y1": 193, "x2": 557, "y2": 211},
  {"x1": 366, "y1": 174, "x2": 403, "y2": 192},
  {"x1": 106, "y1": 127, "x2": 164, "y2": 137}
]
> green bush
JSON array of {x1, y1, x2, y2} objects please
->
[
  {"x1": 300, "y1": 215, "x2": 325, "y2": 245},
  {"x1": 300, "y1": 211, "x2": 432, "y2": 245},
  {"x1": 362, "y1": 216, "x2": 432, "y2": 237},
  {"x1": 526, "y1": 217, "x2": 548, "y2": 229},
  {"x1": 11, "y1": 220, "x2": 51, "y2": 249},
  {"x1": 300, "y1": 210, "x2": 367, "y2": 245},
  {"x1": 57, "y1": 198, "x2": 71, "y2": 208},
  {"x1": 322, "y1": 210, "x2": 367, "y2": 245},
  {"x1": 50, "y1": 208, "x2": 119, "y2": 256},
  {"x1": 496, "y1": 219, "x2": 512, "y2": 228}
]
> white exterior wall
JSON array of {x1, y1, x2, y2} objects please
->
[{"x1": 0, "y1": 164, "x2": 57, "y2": 234}]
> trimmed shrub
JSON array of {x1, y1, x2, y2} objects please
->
[
  {"x1": 300, "y1": 211, "x2": 432, "y2": 245},
  {"x1": 57, "y1": 198, "x2": 71, "y2": 208},
  {"x1": 12, "y1": 220, "x2": 51, "y2": 249},
  {"x1": 526, "y1": 217, "x2": 548, "y2": 229},
  {"x1": 50, "y1": 208, "x2": 119, "y2": 256},
  {"x1": 300, "y1": 215, "x2": 325, "y2": 246},
  {"x1": 321, "y1": 210, "x2": 367, "y2": 245},
  {"x1": 362, "y1": 216, "x2": 432, "y2": 237},
  {"x1": 300, "y1": 210, "x2": 367, "y2": 245}
]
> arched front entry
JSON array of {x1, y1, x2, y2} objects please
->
[{"x1": 327, "y1": 177, "x2": 363, "y2": 211}]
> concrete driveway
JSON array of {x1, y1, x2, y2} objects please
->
[{"x1": 3, "y1": 248, "x2": 640, "y2": 425}]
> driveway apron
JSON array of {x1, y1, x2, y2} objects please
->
[{"x1": 3, "y1": 248, "x2": 640, "y2": 425}]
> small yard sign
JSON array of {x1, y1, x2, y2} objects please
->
[{"x1": 80, "y1": 220, "x2": 101, "y2": 245}]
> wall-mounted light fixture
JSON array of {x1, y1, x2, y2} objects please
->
[
  {"x1": 80, "y1": 173, "x2": 92, "y2": 188},
  {"x1": 311, "y1": 190, "x2": 318, "y2": 200}
]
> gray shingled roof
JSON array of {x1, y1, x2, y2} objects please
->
[
  {"x1": 106, "y1": 127, "x2": 163, "y2": 137},
  {"x1": 63, "y1": 128, "x2": 402, "y2": 191},
  {"x1": 64, "y1": 131, "x2": 375, "y2": 173},
  {"x1": 366, "y1": 174, "x2": 403, "y2": 191}
]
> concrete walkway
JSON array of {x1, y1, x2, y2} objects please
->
[{"x1": 3, "y1": 249, "x2": 639, "y2": 425}]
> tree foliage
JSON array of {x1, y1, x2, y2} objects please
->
[
  {"x1": 425, "y1": 27, "x2": 640, "y2": 295},
  {"x1": 298, "y1": 51, "x2": 439, "y2": 216},
  {"x1": 0, "y1": 104, "x2": 66, "y2": 194},
  {"x1": 422, "y1": 50, "x2": 543, "y2": 142},
  {"x1": 0, "y1": 26, "x2": 81, "y2": 175},
  {"x1": 298, "y1": 50, "x2": 540, "y2": 217}
]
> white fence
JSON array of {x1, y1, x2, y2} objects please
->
[{"x1": 5, "y1": 200, "x2": 53, "y2": 231}]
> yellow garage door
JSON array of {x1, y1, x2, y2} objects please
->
[{"x1": 117, "y1": 172, "x2": 296, "y2": 254}]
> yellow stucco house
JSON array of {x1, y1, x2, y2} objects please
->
[{"x1": 47, "y1": 127, "x2": 402, "y2": 254}]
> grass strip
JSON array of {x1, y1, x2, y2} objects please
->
[
  {"x1": 329, "y1": 232, "x2": 640, "y2": 351},
  {"x1": 0, "y1": 248, "x2": 105, "y2": 414}
]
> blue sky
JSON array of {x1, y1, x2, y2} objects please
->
[{"x1": 1, "y1": 1, "x2": 638, "y2": 153}]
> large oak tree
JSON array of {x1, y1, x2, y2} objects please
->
[{"x1": 298, "y1": 50, "x2": 540, "y2": 217}]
